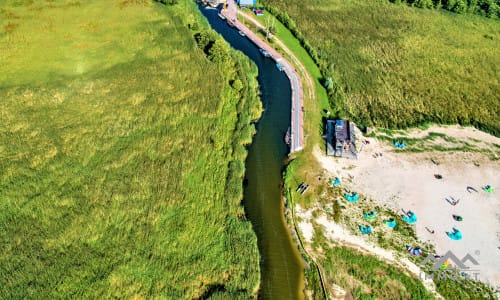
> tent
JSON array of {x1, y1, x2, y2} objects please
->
[
  {"x1": 333, "y1": 177, "x2": 341, "y2": 187},
  {"x1": 344, "y1": 192, "x2": 359, "y2": 203},
  {"x1": 402, "y1": 211, "x2": 417, "y2": 224},
  {"x1": 358, "y1": 225, "x2": 372, "y2": 235},
  {"x1": 439, "y1": 260, "x2": 451, "y2": 270},
  {"x1": 446, "y1": 228, "x2": 462, "y2": 241},
  {"x1": 364, "y1": 211, "x2": 377, "y2": 221},
  {"x1": 483, "y1": 185, "x2": 494, "y2": 193},
  {"x1": 406, "y1": 245, "x2": 423, "y2": 256},
  {"x1": 384, "y1": 218, "x2": 397, "y2": 228},
  {"x1": 394, "y1": 141, "x2": 406, "y2": 149}
]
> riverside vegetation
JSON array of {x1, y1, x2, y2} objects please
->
[
  {"x1": 0, "y1": 0, "x2": 261, "y2": 298},
  {"x1": 263, "y1": 0, "x2": 500, "y2": 136},
  {"x1": 390, "y1": 0, "x2": 500, "y2": 18}
]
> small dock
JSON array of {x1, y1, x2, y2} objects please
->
[{"x1": 220, "y1": 1, "x2": 304, "y2": 153}]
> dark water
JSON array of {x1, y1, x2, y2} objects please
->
[{"x1": 200, "y1": 7, "x2": 304, "y2": 300}]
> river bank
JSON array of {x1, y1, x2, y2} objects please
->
[{"x1": 199, "y1": 5, "x2": 305, "y2": 299}]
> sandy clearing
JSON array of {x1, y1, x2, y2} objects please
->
[
  {"x1": 297, "y1": 206, "x2": 441, "y2": 297},
  {"x1": 313, "y1": 125, "x2": 500, "y2": 289}
]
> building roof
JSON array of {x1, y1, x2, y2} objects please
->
[{"x1": 326, "y1": 119, "x2": 357, "y2": 158}]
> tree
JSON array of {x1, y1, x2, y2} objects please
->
[
  {"x1": 155, "y1": 0, "x2": 178, "y2": 5},
  {"x1": 208, "y1": 39, "x2": 230, "y2": 66},
  {"x1": 415, "y1": 0, "x2": 435, "y2": 8},
  {"x1": 452, "y1": 0, "x2": 468, "y2": 13}
]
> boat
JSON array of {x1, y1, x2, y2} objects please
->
[
  {"x1": 276, "y1": 63, "x2": 284, "y2": 71},
  {"x1": 238, "y1": 30, "x2": 246, "y2": 37},
  {"x1": 284, "y1": 127, "x2": 290, "y2": 145},
  {"x1": 259, "y1": 48, "x2": 270, "y2": 57},
  {"x1": 218, "y1": 12, "x2": 226, "y2": 20}
]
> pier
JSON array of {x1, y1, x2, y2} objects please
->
[{"x1": 220, "y1": 1, "x2": 304, "y2": 153}]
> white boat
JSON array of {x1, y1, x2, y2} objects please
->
[
  {"x1": 238, "y1": 30, "x2": 246, "y2": 37},
  {"x1": 284, "y1": 127, "x2": 291, "y2": 145},
  {"x1": 218, "y1": 13, "x2": 226, "y2": 20},
  {"x1": 276, "y1": 63, "x2": 284, "y2": 71},
  {"x1": 259, "y1": 48, "x2": 270, "y2": 57}
]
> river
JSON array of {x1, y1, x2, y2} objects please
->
[{"x1": 200, "y1": 6, "x2": 305, "y2": 300}]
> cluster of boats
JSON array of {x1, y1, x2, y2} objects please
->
[{"x1": 217, "y1": 10, "x2": 284, "y2": 73}]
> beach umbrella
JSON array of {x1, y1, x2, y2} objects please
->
[
  {"x1": 403, "y1": 212, "x2": 417, "y2": 224},
  {"x1": 483, "y1": 185, "x2": 494, "y2": 193},
  {"x1": 384, "y1": 218, "x2": 397, "y2": 228},
  {"x1": 447, "y1": 228, "x2": 462, "y2": 241},
  {"x1": 358, "y1": 225, "x2": 372, "y2": 234},
  {"x1": 364, "y1": 211, "x2": 377, "y2": 221},
  {"x1": 344, "y1": 192, "x2": 359, "y2": 203},
  {"x1": 352, "y1": 193, "x2": 359, "y2": 202},
  {"x1": 406, "y1": 245, "x2": 423, "y2": 256}
]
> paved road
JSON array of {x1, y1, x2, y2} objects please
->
[{"x1": 221, "y1": 1, "x2": 304, "y2": 153}]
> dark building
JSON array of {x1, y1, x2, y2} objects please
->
[{"x1": 326, "y1": 119, "x2": 357, "y2": 159}]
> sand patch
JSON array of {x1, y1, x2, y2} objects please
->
[{"x1": 314, "y1": 125, "x2": 500, "y2": 289}]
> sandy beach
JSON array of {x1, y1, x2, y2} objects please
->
[{"x1": 309, "y1": 125, "x2": 500, "y2": 290}]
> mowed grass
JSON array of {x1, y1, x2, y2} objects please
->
[
  {"x1": 263, "y1": 0, "x2": 500, "y2": 135},
  {"x1": 0, "y1": 0, "x2": 260, "y2": 298}
]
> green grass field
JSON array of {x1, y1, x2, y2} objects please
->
[
  {"x1": 263, "y1": 0, "x2": 500, "y2": 135},
  {"x1": 0, "y1": 0, "x2": 260, "y2": 298}
]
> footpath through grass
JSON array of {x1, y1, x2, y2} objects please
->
[
  {"x1": 0, "y1": 0, "x2": 260, "y2": 298},
  {"x1": 264, "y1": 0, "x2": 500, "y2": 135}
]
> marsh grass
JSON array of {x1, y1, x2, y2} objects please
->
[
  {"x1": 368, "y1": 128, "x2": 499, "y2": 157},
  {"x1": 0, "y1": 0, "x2": 261, "y2": 298},
  {"x1": 263, "y1": 0, "x2": 500, "y2": 136},
  {"x1": 311, "y1": 230, "x2": 434, "y2": 299}
]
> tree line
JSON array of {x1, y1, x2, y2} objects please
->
[
  {"x1": 154, "y1": 0, "x2": 178, "y2": 5},
  {"x1": 390, "y1": 0, "x2": 500, "y2": 18}
]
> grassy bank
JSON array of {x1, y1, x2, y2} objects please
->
[
  {"x1": 263, "y1": 0, "x2": 500, "y2": 136},
  {"x1": 0, "y1": 0, "x2": 261, "y2": 298}
]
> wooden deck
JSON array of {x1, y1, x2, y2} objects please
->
[{"x1": 220, "y1": 1, "x2": 304, "y2": 153}]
